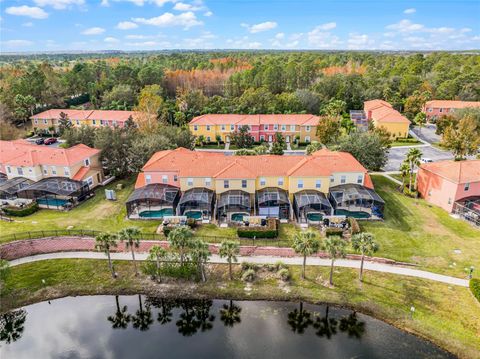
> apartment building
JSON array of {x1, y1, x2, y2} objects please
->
[
  {"x1": 363, "y1": 100, "x2": 411, "y2": 138},
  {"x1": 422, "y1": 100, "x2": 480, "y2": 121}
]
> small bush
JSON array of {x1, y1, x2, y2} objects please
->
[
  {"x1": 186, "y1": 218, "x2": 197, "y2": 229},
  {"x1": 274, "y1": 261, "x2": 287, "y2": 270},
  {"x1": 2, "y1": 202, "x2": 39, "y2": 217},
  {"x1": 277, "y1": 268, "x2": 290, "y2": 281},
  {"x1": 242, "y1": 269, "x2": 256, "y2": 282},
  {"x1": 470, "y1": 279, "x2": 480, "y2": 303},
  {"x1": 241, "y1": 262, "x2": 259, "y2": 271},
  {"x1": 325, "y1": 228, "x2": 344, "y2": 237},
  {"x1": 348, "y1": 217, "x2": 361, "y2": 234},
  {"x1": 163, "y1": 226, "x2": 172, "y2": 237},
  {"x1": 266, "y1": 263, "x2": 277, "y2": 272}
]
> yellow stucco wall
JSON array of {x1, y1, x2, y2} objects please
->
[
  {"x1": 214, "y1": 179, "x2": 256, "y2": 194},
  {"x1": 288, "y1": 176, "x2": 330, "y2": 196},
  {"x1": 374, "y1": 122, "x2": 410, "y2": 139}
]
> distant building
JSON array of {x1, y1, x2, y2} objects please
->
[
  {"x1": 422, "y1": 100, "x2": 480, "y2": 121},
  {"x1": 30, "y1": 109, "x2": 142, "y2": 132},
  {"x1": 362, "y1": 100, "x2": 411, "y2": 138},
  {"x1": 188, "y1": 114, "x2": 321, "y2": 144}
]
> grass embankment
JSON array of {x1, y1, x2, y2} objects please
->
[
  {"x1": 391, "y1": 139, "x2": 423, "y2": 147},
  {"x1": 363, "y1": 176, "x2": 480, "y2": 277},
  {"x1": 2, "y1": 259, "x2": 479, "y2": 359},
  {"x1": 0, "y1": 178, "x2": 160, "y2": 241}
]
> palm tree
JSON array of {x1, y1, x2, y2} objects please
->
[
  {"x1": 168, "y1": 225, "x2": 194, "y2": 266},
  {"x1": 190, "y1": 238, "x2": 210, "y2": 282},
  {"x1": 219, "y1": 240, "x2": 240, "y2": 280},
  {"x1": 132, "y1": 295, "x2": 153, "y2": 331},
  {"x1": 339, "y1": 311, "x2": 365, "y2": 338},
  {"x1": 118, "y1": 227, "x2": 141, "y2": 275},
  {"x1": 0, "y1": 309, "x2": 27, "y2": 344},
  {"x1": 220, "y1": 300, "x2": 242, "y2": 327},
  {"x1": 399, "y1": 161, "x2": 410, "y2": 192},
  {"x1": 324, "y1": 235, "x2": 347, "y2": 286},
  {"x1": 94, "y1": 233, "x2": 118, "y2": 278},
  {"x1": 107, "y1": 295, "x2": 131, "y2": 329},
  {"x1": 406, "y1": 148, "x2": 422, "y2": 191},
  {"x1": 351, "y1": 232, "x2": 379, "y2": 282},
  {"x1": 287, "y1": 302, "x2": 312, "y2": 334},
  {"x1": 292, "y1": 230, "x2": 321, "y2": 279},
  {"x1": 148, "y1": 245, "x2": 168, "y2": 281},
  {"x1": 313, "y1": 306, "x2": 338, "y2": 339}
]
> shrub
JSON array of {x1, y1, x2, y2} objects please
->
[
  {"x1": 186, "y1": 218, "x2": 197, "y2": 229},
  {"x1": 2, "y1": 202, "x2": 39, "y2": 217},
  {"x1": 470, "y1": 279, "x2": 480, "y2": 303},
  {"x1": 348, "y1": 217, "x2": 361, "y2": 234},
  {"x1": 163, "y1": 226, "x2": 172, "y2": 237},
  {"x1": 277, "y1": 268, "x2": 290, "y2": 281},
  {"x1": 241, "y1": 262, "x2": 259, "y2": 271},
  {"x1": 241, "y1": 269, "x2": 256, "y2": 282},
  {"x1": 274, "y1": 261, "x2": 287, "y2": 270},
  {"x1": 266, "y1": 264, "x2": 277, "y2": 272},
  {"x1": 325, "y1": 228, "x2": 344, "y2": 237},
  {"x1": 237, "y1": 228, "x2": 278, "y2": 238}
]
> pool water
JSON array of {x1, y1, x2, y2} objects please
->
[
  {"x1": 307, "y1": 212, "x2": 323, "y2": 222},
  {"x1": 185, "y1": 211, "x2": 202, "y2": 220},
  {"x1": 335, "y1": 209, "x2": 371, "y2": 219},
  {"x1": 231, "y1": 213, "x2": 247, "y2": 222},
  {"x1": 36, "y1": 198, "x2": 69, "y2": 207},
  {"x1": 139, "y1": 208, "x2": 174, "y2": 218}
]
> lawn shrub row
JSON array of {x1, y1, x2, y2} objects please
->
[
  {"x1": 2, "y1": 202, "x2": 39, "y2": 217},
  {"x1": 325, "y1": 228, "x2": 344, "y2": 237},
  {"x1": 470, "y1": 279, "x2": 480, "y2": 303}
]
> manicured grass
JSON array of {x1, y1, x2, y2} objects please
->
[
  {"x1": 391, "y1": 139, "x2": 423, "y2": 147},
  {"x1": 194, "y1": 224, "x2": 238, "y2": 238},
  {"x1": 0, "y1": 178, "x2": 160, "y2": 242},
  {"x1": 363, "y1": 175, "x2": 480, "y2": 277},
  {"x1": 2, "y1": 259, "x2": 480, "y2": 358}
]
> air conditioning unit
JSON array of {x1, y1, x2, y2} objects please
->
[{"x1": 105, "y1": 189, "x2": 117, "y2": 201}]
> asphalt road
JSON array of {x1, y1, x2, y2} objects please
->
[{"x1": 384, "y1": 145, "x2": 454, "y2": 172}]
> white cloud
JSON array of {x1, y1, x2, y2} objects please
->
[
  {"x1": 125, "y1": 34, "x2": 153, "y2": 39},
  {"x1": 116, "y1": 21, "x2": 138, "y2": 30},
  {"x1": 5, "y1": 6, "x2": 49, "y2": 19},
  {"x1": 386, "y1": 19, "x2": 424, "y2": 33},
  {"x1": 82, "y1": 27, "x2": 105, "y2": 35},
  {"x1": 404, "y1": 8, "x2": 416, "y2": 14},
  {"x1": 173, "y1": 2, "x2": 204, "y2": 11},
  {"x1": 101, "y1": 0, "x2": 109, "y2": 6},
  {"x1": 347, "y1": 33, "x2": 375, "y2": 49},
  {"x1": 104, "y1": 36, "x2": 120, "y2": 43},
  {"x1": 226, "y1": 36, "x2": 262, "y2": 49},
  {"x1": 33, "y1": 0, "x2": 84, "y2": 10},
  {"x1": 275, "y1": 32, "x2": 284, "y2": 40},
  {"x1": 242, "y1": 21, "x2": 277, "y2": 33},
  {"x1": 314, "y1": 22, "x2": 336, "y2": 31},
  {"x1": 204, "y1": 11, "x2": 213, "y2": 17},
  {"x1": 1, "y1": 39, "x2": 34, "y2": 47},
  {"x1": 22, "y1": 22, "x2": 34, "y2": 27},
  {"x1": 307, "y1": 23, "x2": 342, "y2": 48},
  {"x1": 133, "y1": 11, "x2": 202, "y2": 29},
  {"x1": 112, "y1": 0, "x2": 176, "y2": 6}
]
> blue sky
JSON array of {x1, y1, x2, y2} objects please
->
[{"x1": 1, "y1": 0, "x2": 479, "y2": 52}]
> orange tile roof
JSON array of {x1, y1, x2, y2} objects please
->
[
  {"x1": 420, "y1": 160, "x2": 480, "y2": 184},
  {"x1": 135, "y1": 172, "x2": 146, "y2": 189},
  {"x1": 31, "y1": 109, "x2": 143, "y2": 122},
  {"x1": 141, "y1": 148, "x2": 369, "y2": 183},
  {"x1": 189, "y1": 114, "x2": 320, "y2": 126},
  {"x1": 424, "y1": 100, "x2": 480, "y2": 109},
  {"x1": 364, "y1": 99, "x2": 411, "y2": 124},
  {"x1": 72, "y1": 166, "x2": 90, "y2": 180},
  {"x1": 0, "y1": 140, "x2": 100, "y2": 167}
]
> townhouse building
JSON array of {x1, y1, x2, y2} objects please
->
[
  {"x1": 188, "y1": 114, "x2": 321, "y2": 143},
  {"x1": 363, "y1": 100, "x2": 411, "y2": 138},
  {"x1": 422, "y1": 100, "x2": 480, "y2": 121}
]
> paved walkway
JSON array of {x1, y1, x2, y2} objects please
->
[{"x1": 9, "y1": 251, "x2": 469, "y2": 287}]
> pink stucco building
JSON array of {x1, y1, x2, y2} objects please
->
[{"x1": 417, "y1": 159, "x2": 480, "y2": 213}]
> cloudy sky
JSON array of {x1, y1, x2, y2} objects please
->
[{"x1": 1, "y1": 0, "x2": 479, "y2": 52}]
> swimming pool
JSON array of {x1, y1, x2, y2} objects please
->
[
  {"x1": 139, "y1": 208, "x2": 174, "y2": 218},
  {"x1": 334, "y1": 209, "x2": 371, "y2": 219},
  {"x1": 36, "y1": 198, "x2": 69, "y2": 207},
  {"x1": 231, "y1": 212, "x2": 248, "y2": 222},
  {"x1": 306, "y1": 212, "x2": 323, "y2": 222},
  {"x1": 185, "y1": 211, "x2": 202, "y2": 220}
]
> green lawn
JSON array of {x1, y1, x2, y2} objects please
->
[
  {"x1": 391, "y1": 139, "x2": 423, "y2": 147},
  {"x1": 2, "y1": 259, "x2": 479, "y2": 359},
  {"x1": 0, "y1": 178, "x2": 160, "y2": 241},
  {"x1": 363, "y1": 175, "x2": 480, "y2": 277}
]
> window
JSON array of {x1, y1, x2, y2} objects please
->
[
  {"x1": 264, "y1": 124, "x2": 269, "y2": 130},
  {"x1": 28, "y1": 167, "x2": 33, "y2": 173},
  {"x1": 100, "y1": 120, "x2": 105, "y2": 126},
  {"x1": 428, "y1": 190, "x2": 432, "y2": 196},
  {"x1": 206, "y1": 125, "x2": 211, "y2": 131},
  {"x1": 17, "y1": 167, "x2": 24, "y2": 176},
  {"x1": 281, "y1": 125, "x2": 286, "y2": 131},
  {"x1": 174, "y1": 175, "x2": 178, "y2": 182},
  {"x1": 194, "y1": 125, "x2": 198, "y2": 131},
  {"x1": 224, "y1": 180, "x2": 229, "y2": 189},
  {"x1": 330, "y1": 176, "x2": 334, "y2": 183},
  {"x1": 207, "y1": 136, "x2": 211, "y2": 142},
  {"x1": 6, "y1": 166, "x2": 11, "y2": 174},
  {"x1": 278, "y1": 177, "x2": 284, "y2": 186},
  {"x1": 205, "y1": 178, "x2": 211, "y2": 186},
  {"x1": 230, "y1": 124, "x2": 235, "y2": 131},
  {"x1": 290, "y1": 125, "x2": 295, "y2": 131},
  {"x1": 315, "y1": 179, "x2": 321, "y2": 189},
  {"x1": 85, "y1": 176, "x2": 93, "y2": 187},
  {"x1": 187, "y1": 178, "x2": 193, "y2": 186},
  {"x1": 439, "y1": 108, "x2": 443, "y2": 113},
  {"x1": 464, "y1": 182, "x2": 470, "y2": 191},
  {"x1": 43, "y1": 167, "x2": 47, "y2": 175},
  {"x1": 64, "y1": 167, "x2": 70, "y2": 176},
  {"x1": 428, "y1": 108, "x2": 433, "y2": 113},
  {"x1": 43, "y1": 119, "x2": 48, "y2": 124},
  {"x1": 145, "y1": 175, "x2": 152, "y2": 184},
  {"x1": 221, "y1": 124, "x2": 226, "y2": 131},
  {"x1": 162, "y1": 175, "x2": 168, "y2": 184},
  {"x1": 34, "y1": 119, "x2": 38, "y2": 124},
  {"x1": 297, "y1": 179, "x2": 304, "y2": 189},
  {"x1": 305, "y1": 136, "x2": 310, "y2": 143},
  {"x1": 305, "y1": 126, "x2": 311, "y2": 132},
  {"x1": 51, "y1": 166, "x2": 57, "y2": 175},
  {"x1": 273, "y1": 124, "x2": 278, "y2": 130},
  {"x1": 112, "y1": 120, "x2": 117, "y2": 127},
  {"x1": 242, "y1": 179, "x2": 247, "y2": 188},
  {"x1": 260, "y1": 177, "x2": 266, "y2": 186},
  {"x1": 357, "y1": 175, "x2": 363, "y2": 184},
  {"x1": 448, "y1": 197, "x2": 452, "y2": 204},
  {"x1": 341, "y1": 175, "x2": 346, "y2": 184},
  {"x1": 92, "y1": 119, "x2": 96, "y2": 125},
  {"x1": 75, "y1": 120, "x2": 79, "y2": 125},
  {"x1": 84, "y1": 158, "x2": 91, "y2": 166}
]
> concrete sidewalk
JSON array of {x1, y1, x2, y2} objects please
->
[{"x1": 9, "y1": 251, "x2": 470, "y2": 287}]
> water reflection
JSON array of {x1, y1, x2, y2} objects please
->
[
  {"x1": 0, "y1": 309, "x2": 27, "y2": 344},
  {"x1": 132, "y1": 295, "x2": 153, "y2": 331},
  {"x1": 219, "y1": 300, "x2": 242, "y2": 327},
  {"x1": 107, "y1": 295, "x2": 131, "y2": 329}
]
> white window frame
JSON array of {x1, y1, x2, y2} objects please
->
[
  {"x1": 221, "y1": 124, "x2": 226, "y2": 131},
  {"x1": 205, "y1": 178, "x2": 211, "y2": 187},
  {"x1": 84, "y1": 158, "x2": 90, "y2": 166},
  {"x1": 341, "y1": 175, "x2": 347, "y2": 184},
  {"x1": 76, "y1": 120, "x2": 80, "y2": 125},
  {"x1": 64, "y1": 167, "x2": 70, "y2": 176},
  {"x1": 330, "y1": 175, "x2": 334, "y2": 183},
  {"x1": 263, "y1": 124, "x2": 269, "y2": 130},
  {"x1": 260, "y1": 135, "x2": 265, "y2": 141},
  {"x1": 297, "y1": 179, "x2": 304, "y2": 189},
  {"x1": 17, "y1": 167, "x2": 24, "y2": 176},
  {"x1": 260, "y1": 177, "x2": 266, "y2": 186},
  {"x1": 51, "y1": 166, "x2": 57, "y2": 175},
  {"x1": 315, "y1": 179, "x2": 321, "y2": 189},
  {"x1": 6, "y1": 166, "x2": 12, "y2": 174},
  {"x1": 305, "y1": 125, "x2": 311, "y2": 132},
  {"x1": 357, "y1": 175, "x2": 363, "y2": 184},
  {"x1": 428, "y1": 108, "x2": 433, "y2": 113},
  {"x1": 278, "y1": 177, "x2": 284, "y2": 186},
  {"x1": 43, "y1": 166, "x2": 47, "y2": 175},
  {"x1": 290, "y1": 125, "x2": 295, "y2": 131},
  {"x1": 34, "y1": 119, "x2": 38, "y2": 124},
  {"x1": 145, "y1": 175, "x2": 152, "y2": 184},
  {"x1": 305, "y1": 136, "x2": 311, "y2": 143},
  {"x1": 92, "y1": 119, "x2": 96, "y2": 125},
  {"x1": 43, "y1": 119, "x2": 48, "y2": 124},
  {"x1": 174, "y1": 175, "x2": 178, "y2": 182},
  {"x1": 86, "y1": 176, "x2": 93, "y2": 187},
  {"x1": 241, "y1": 179, "x2": 247, "y2": 188},
  {"x1": 162, "y1": 175, "x2": 168, "y2": 184},
  {"x1": 230, "y1": 124, "x2": 235, "y2": 131},
  {"x1": 464, "y1": 182, "x2": 470, "y2": 191},
  {"x1": 224, "y1": 180, "x2": 229, "y2": 189},
  {"x1": 187, "y1": 178, "x2": 194, "y2": 186},
  {"x1": 206, "y1": 125, "x2": 211, "y2": 131},
  {"x1": 194, "y1": 125, "x2": 198, "y2": 131},
  {"x1": 273, "y1": 124, "x2": 278, "y2": 131},
  {"x1": 281, "y1": 125, "x2": 286, "y2": 131}
]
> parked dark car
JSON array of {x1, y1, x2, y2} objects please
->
[
  {"x1": 44, "y1": 137, "x2": 57, "y2": 145},
  {"x1": 35, "y1": 138, "x2": 45, "y2": 145}
]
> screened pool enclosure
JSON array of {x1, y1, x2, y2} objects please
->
[
  {"x1": 256, "y1": 187, "x2": 290, "y2": 220},
  {"x1": 217, "y1": 190, "x2": 253, "y2": 223},
  {"x1": 178, "y1": 188, "x2": 215, "y2": 220},
  {"x1": 293, "y1": 190, "x2": 333, "y2": 223},
  {"x1": 0, "y1": 177, "x2": 34, "y2": 200},
  {"x1": 126, "y1": 184, "x2": 180, "y2": 219},
  {"x1": 329, "y1": 184, "x2": 384, "y2": 219}
]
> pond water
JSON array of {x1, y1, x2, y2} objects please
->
[{"x1": 0, "y1": 296, "x2": 454, "y2": 359}]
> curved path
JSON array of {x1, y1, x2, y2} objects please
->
[{"x1": 9, "y1": 250, "x2": 469, "y2": 288}]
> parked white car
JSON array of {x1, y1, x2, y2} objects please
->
[{"x1": 420, "y1": 158, "x2": 433, "y2": 163}]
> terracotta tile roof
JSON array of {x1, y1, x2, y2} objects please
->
[
  {"x1": 189, "y1": 114, "x2": 320, "y2": 126},
  {"x1": 424, "y1": 100, "x2": 480, "y2": 109},
  {"x1": 141, "y1": 148, "x2": 369, "y2": 182},
  {"x1": 72, "y1": 166, "x2": 90, "y2": 180},
  {"x1": 0, "y1": 140, "x2": 100, "y2": 167},
  {"x1": 420, "y1": 159, "x2": 480, "y2": 184},
  {"x1": 31, "y1": 109, "x2": 142, "y2": 123},
  {"x1": 135, "y1": 172, "x2": 146, "y2": 189},
  {"x1": 364, "y1": 99, "x2": 411, "y2": 124}
]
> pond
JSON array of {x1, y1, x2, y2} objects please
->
[{"x1": 0, "y1": 296, "x2": 454, "y2": 359}]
